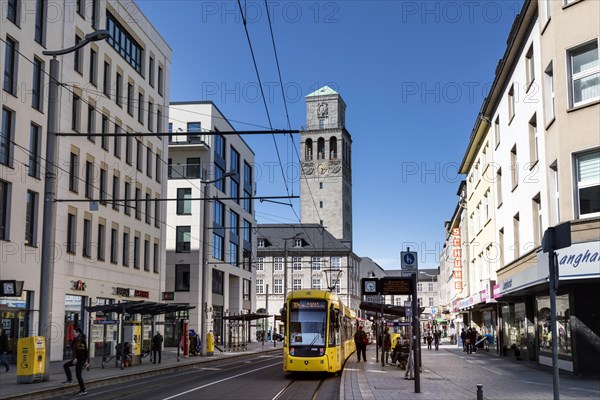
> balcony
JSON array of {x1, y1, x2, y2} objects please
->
[
  {"x1": 168, "y1": 133, "x2": 210, "y2": 148},
  {"x1": 168, "y1": 163, "x2": 207, "y2": 180}
]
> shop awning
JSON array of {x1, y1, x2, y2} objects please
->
[{"x1": 223, "y1": 313, "x2": 272, "y2": 321}]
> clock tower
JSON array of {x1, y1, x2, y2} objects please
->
[{"x1": 301, "y1": 86, "x2": 353, "y2": 246}]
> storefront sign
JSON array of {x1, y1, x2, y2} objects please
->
[
  {"x1": 452, "y1": 228, "x2": 463, "y2": 292},
  {"x1": 93, "y1": 320, "x2": 119, "y2": 325},
  {"x1": 114, "y1": 287, "x2": 131, "y2": 297},
  {"x1": 458, "y1": 292, "x2": 482, "y2": 310},
  {"x1": 134, "y1": 290, "x2": 149, "y2": 298},
  {"x1": 163, "y1": 292, "x2": 174, "y2": 301}
]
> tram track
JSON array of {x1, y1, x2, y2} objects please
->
[{"x1": 273, "y1": 373, "x2": 340, "y2": 400}]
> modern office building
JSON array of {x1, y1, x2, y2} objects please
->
[
  {"x1": 1, "y1": 0, "x2": 171, "y2": 361},
  {"x1": 165, "y1": 101, "x2": 256, "y2": 347}
]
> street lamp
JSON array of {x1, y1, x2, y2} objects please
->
[
  {"x1": 200, "y1": 171, "x2": 237, "y2": 356},
  {"x1": 38, "y1": 29, "x2": 109, "y2": 380}
]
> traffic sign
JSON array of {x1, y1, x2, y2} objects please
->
[
  {"x1": 406, "y1": 307, "x2": 412, "y2": 318},
  {"x1": 401, "y1": 251, "x2": 418, "y2": 270},
  {"x1": 431, "y1": 308, "x2": 436, "y2": 315}
]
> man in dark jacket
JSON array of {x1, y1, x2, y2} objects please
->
[
  {"x1": 63, "y1": 327, "x2": 88, "y2": 395},
  {"x1": 354, "y1": 326, "x2": 368, "y2": 362},
  {"x1": 152, "y1": 332, "x2": 163, "y2": 364},
  {"x1": 0, "y1": 327, "x2": 9, "y2": 372}
]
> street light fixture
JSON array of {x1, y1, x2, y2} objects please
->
[
  {"x1": 38, "y1": 29, "x2": 109, "y2": 380},
  {"x1": 200, "y1": 170, "x2": 237, "y2": 356}
]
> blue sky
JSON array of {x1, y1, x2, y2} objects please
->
[{"x1": 136, "y1": 0, "x2": 522, "y2": 269}]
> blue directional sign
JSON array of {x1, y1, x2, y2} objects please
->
[{"x1": 401, "y1": 251, "x2": 418, "y2": 270}]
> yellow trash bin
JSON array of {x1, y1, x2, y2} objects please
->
[
  {"x1": 206, "y1": 332, "x2": 214, "y2": 356},
  {"x1": 17, "y1": 336, "x2": 45, "y2": 383}
]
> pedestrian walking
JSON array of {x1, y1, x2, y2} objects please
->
[
  {"x1": 460, "y1": 329, "x2": 467, "y2": 352},
  {"x1": 465, "y1": 328, "x2": 473, "y2": 354},
  {"x1": 354, "y1": 325, "x2": 368, "y2": 362},
  {"x1": 382, "y1": 327, "x2": 392, "y2": 365},
  {"x1": 0, "y1": 327, "x2": 10, "y2": 372},
  {"x1": 63, "y1": 327, "x2": 88, "y2": 395},
  {"x1": 470, "y1": 328, "x2": 478, "y2": 353},
  {"x1": 426, "y1": 332, "x2": 433, "y2": 350},
  {"x1": 152, "y1": 332, "x2": 163, "y2": 364},
  {"x1": 434, "y1": 330, "x2": 441, "y2": 351}
]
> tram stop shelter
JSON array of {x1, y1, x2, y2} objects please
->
[
  {"x1": 222, "y1": 312, "x2": 271, "y2": 351},
  {"x1": 85, "y1": 301, "x2": 195, "y2": 369}
]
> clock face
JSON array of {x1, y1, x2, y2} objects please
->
[{"x1": 364, "y1": 280, "x2": 377, "y2": 293}]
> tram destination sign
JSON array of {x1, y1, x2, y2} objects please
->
[{"x1": 380, "y1": 277, "x2": 412, "y2": 295}]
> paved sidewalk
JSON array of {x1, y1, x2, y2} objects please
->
[
  {"x1": 0, "y1": 342, "x2": 283, "y2": 400},
  {"x1": 340, "y1": 342, "x2": 600, "y2": 400}
]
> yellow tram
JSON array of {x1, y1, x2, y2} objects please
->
[{"x1": 282, "y1": 290, "x2": 356, "y2": 373}]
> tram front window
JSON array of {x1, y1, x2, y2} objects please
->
[{"x1": 289, "y1": 299, "x2": 327, "y2": 356}]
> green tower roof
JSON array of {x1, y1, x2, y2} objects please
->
[{"x1": 306, "y1": 85, "x2": 339, "y2": 97}]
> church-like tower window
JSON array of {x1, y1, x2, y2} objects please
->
[
  {"x1": 329, "y1": 137, "x2": 337, "y2": 159},
  {"x1": 305, "y1": 139, "x2": 313, "y2": 161},
  {"x1": 317, "y1": 137, "x2": 325, "y2": 160}
]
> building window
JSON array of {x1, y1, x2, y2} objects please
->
[
  {"x1": 496, "y1": 167, "x2": 503, "y2": 207},
  {"x1": 1, "y1": 108, "x2": 13, "y2": 166},
  {"x1": 568, "y1": 41, "x2": 599, "y2": 107},
  {"x1": 176, "y1": 188, "x2": 192, "y2": 215},
  {"x1": 69, "y1": 153, "x2": 79, "y2": 193},
  {"x1": 106, "y1": 11, "x2": 143, "y2": 73},
  {"x1": 257, "y1": 239, "x2": 265, "y2": 248},
  {"x1": 243, "y1": 219, "x2": 251, "y2": 242},
  {"x1": 213, "y1": 201, "x2": 224, "y2": 227},
  {"x1": 156, "y1": 152, "x2": 162, "y2": 183},
  {"x1": 101, "y1": 115, "x2": 109, "y2": 151},
  {"x1": 0, "y1": 180, "x2": 8, "y2": 240},
  {"x1": 508, "y1": 84, "x2": 515, "y2": 122},
  {"x1": 103, "y1": 61, "x2": 111, "y2": 97},
  {"x1": 125, "y1": 136, "x2": 132, "y2": 165},
  {"x1": 7, "y1": 0, "x2": 18, "y2": 24},
  {"x1": 25, "y1": 190, "x2": 38, "y2": 246},
  {"x1": 146, "y1": 147, "x2": 152, "y2": 177},
  {"x1": 3, "y1": 37, "x2": 17, "y2": 95},
  {"x1": 428, "y1": 282, "x2": 434, "y2": 292},
  {"x1": 511, "y1": 145, "x2": 518, "y2": 189},
  {"x1": 274, "y1": 257, "x2": 283, "y2": 271},
  {"x1": 124, "y1": 182, "x2": 131, "y2": 215},
  {"x1": 127, "y1": 83, "x2": 134, "y2": 115},
  {"x1": 212, "y1": 233, "x2": 224, "y2": 260},
  {"x1": 138, "y1": 93, "x2": 144, "y2": 124},
  {"x1": 110, "y1": 228, "x2": 118, "y2": 264},
  {"x1": 153, "y1": 242, "x2": 159, "y2": 273},
  {"x1": 85, "y1": 161, "x2": 94, "y2": 199},
  {"x1": 143, "y1": 239, "x2": 150, "y2": 271},
  {"x1": 32, "y1": 57, "x2": 44, "y2": 111},
  {"x1": 133, "y1": 236, "x2": 140, "y2": 269},
  {"x1": 115, "y1": 72, "x2": 123, "y2": 106},
  {"x1": 274, "y1": 279, "x2": 283, "y2": 294},
  {"x1": 71, "y1": 93, "x2": 81, "y2": 132},
  {"x1": 294, "y1": 238, "x2": 303, "y2": 248},
  {"x1": 135, "y1": 187, "x2": 141, "y2": 220},
  {"x1": 537, "y1": 294, "x2": 572, "y2": 357},
  {"x1": 214, "y1": 165, "x2": 225, "y2": 192},
  {"x1": 97, "y1": 223, "x2": 105, "y2": 261},
  {"x1": 176, "y1": 226, "x2": 190, "y2": 252},
  {"x1": 428, "y1": 297, "x2": 434, "y2": 307},
  {"x1": 99, "y1": 168, "x2": 107, "y2": 205},
  {"x1": 526, "y1": 45, "x2": 535, "y2": 89},
  {"x1": 532, "y1": 193, "x2": 543, "y2": 246},
  {"x1": 122, "y1": 232, "x2": 130, "y2": 266},
  {"x1": 158, "y1": 66, "x2": 164, "y2": 96},
  {"x1": 149, "y1": 56, "x2": 155, "y2": 87},
  {"x1": 155, "y1": 196, "x2": 161, "y2": 227},
  {"x1": 528, "y1": 114, "x2": 538, "y2": 164},
  {"x1": 575, "y1": 150, "x2": 600, "y2": 217},
  {"x1": 544, "y1": 62, "x2": 555, "y2": 123},
  {"x1": 148, "y1": 102, "x2": 154, "y2": 132},
  {"x1": 112, "y1": 175, "x2": 119, "y2": 211},
  {"x1": 513, "y1": 213, "x2": 520, "y2": 259},
  {"x1": 157, "y1": 109, "x2": 162, "y2": 135},
  {"x1": 293, "y1": 279, "x2": 302, "y2": 291},
  {"x1": 540, "y1": 0, "x2": 551, "y2": 26},
  {"x1": 87, "y1": 104, "x2": 95, "y2": 142},
  {"x1": 29, "y1": 124, "x2": 41, "y2": 178},
  {"x1": 256, "y1": 279, "x2": 264, "y2": 294},
  {"x1": 175, "y1": 264, "x2": 190, "y2": 291},
  {"x1": 83, "y1": 218, "x2": 91, "y2": 258},
  {"x1": 34, "y1": 0, "x2": 45, "y2": 44},
  {"x1": 493, "y1": 116, "x2": 500, "y2": 147},
  {"x1": 67, "y1": 213, "x2": 77, "y2": 254},
  {"x1": 89, "y1": 48, "x2": 97, "y2": 86},
  {"x1": 137, "y1": 140, "x2": 143, "y2": 172},
  {"x1": 229, "y1": 241, "x2": 238, "y2": 266},
  {"x1": 311, "y1": 256, "x2": 321, "y2": 270},
  {"x1": 292, "y1": 257, "x2": 302, "y2": 271},
  {"x1": 145, "y1": 193, "x2": 151, "y2": 224},
  {"x1": 331, "y1": 256, "x2": 341, "y2": 269},
  {"x1": 311, "y1": 279, "x2": 321, "y2": 290},
  {"x1": 74, "y1": 35, "x2": 83, "y2": 73},
  {"x1": 213, "y1": 269, "x2": 224, "y2": 295},
  {"x1": 256, "y1": 257, "x2": 264, "y2": 271},
  {"x1": 417, "y1": 283, "x2": 423, "y2": 292}
]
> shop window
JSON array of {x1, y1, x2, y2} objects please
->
[{"x1": 537, "y1": 294, "x2": 572, "y2": 357}]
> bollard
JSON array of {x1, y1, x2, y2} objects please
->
[{"x1": 476, "y1": 384, "x2": 483, "y2": 400}]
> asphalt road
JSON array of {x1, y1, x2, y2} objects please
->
[{"x1": 45, "y1": 354, "x2": 341, "y2": 400}]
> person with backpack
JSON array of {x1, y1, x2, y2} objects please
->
[{"x1": 354, "y1": 325, "x2": 368, "y2": 362}]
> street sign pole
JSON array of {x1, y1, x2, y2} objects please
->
[{"x1": 411, "y1": 272, "x2": 420, "y2": 393}]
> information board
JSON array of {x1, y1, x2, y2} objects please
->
[{"x1": 380, "y1": 277, "x2": 412, "y2": 295}]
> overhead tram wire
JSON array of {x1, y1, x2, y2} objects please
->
[{"x1": 236, "y1": 0, "x2": 294, "y2": 210}]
